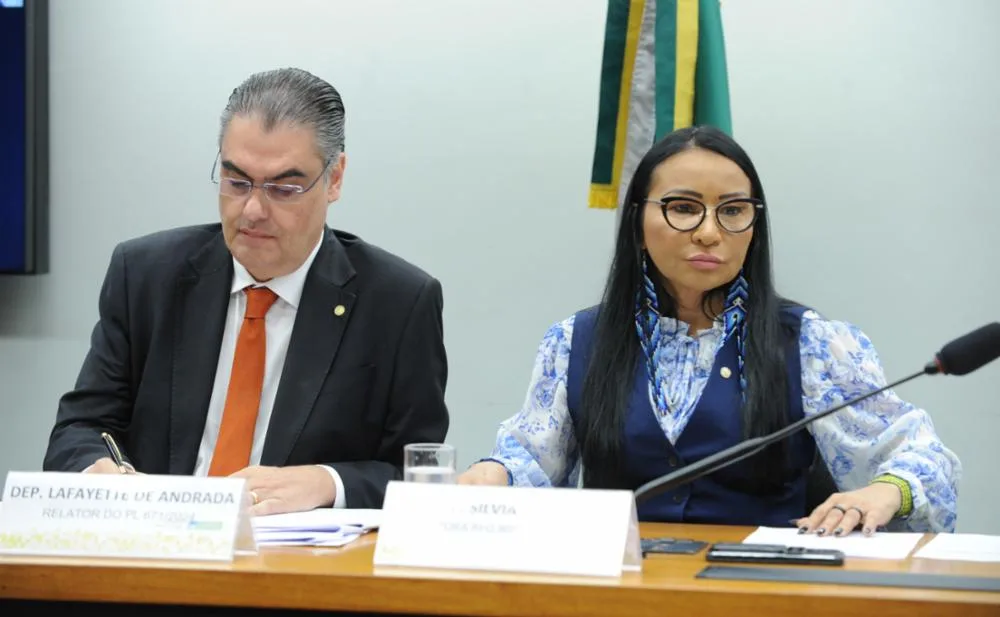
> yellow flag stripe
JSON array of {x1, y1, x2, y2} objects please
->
[{"x1": 672, "y1": 0, "x2": 699, "y2": 129}]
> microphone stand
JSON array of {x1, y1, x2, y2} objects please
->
[{"x1": 633, "y1": 365, "x2": 935, "y2": 505}]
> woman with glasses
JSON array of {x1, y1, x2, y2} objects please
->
[{"x1": 458, "y1": 126, "x2": 960, "y2": 536}]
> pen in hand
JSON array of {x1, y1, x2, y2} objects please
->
[{"x1": 100, "y1": 432, "x2": 136, "y2": 474}]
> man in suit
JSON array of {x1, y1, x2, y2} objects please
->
[{"x1": 43, "y1": 67, "x2": 449, "y2": 514}]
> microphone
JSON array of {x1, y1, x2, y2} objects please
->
[{"x1": 633, "y1": 322, "x2": 1000, "y2": 505}]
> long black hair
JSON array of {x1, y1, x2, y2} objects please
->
[{"x1": 578, "y1": 125, "x2": 795, "y2": 491}]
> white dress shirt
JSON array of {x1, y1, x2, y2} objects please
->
[{"x1": 192, "y1": 236, "x2": 347, "y2": 508}]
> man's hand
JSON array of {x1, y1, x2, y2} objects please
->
[
  {"x1": 230, "y1": 465, "x2": 336, "y2": 516},
  {"x1": 83, "y1": 457, "x2": 139, "y2": 474}
]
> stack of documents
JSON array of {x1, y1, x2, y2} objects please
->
[
  {"x1": 252, "y1": 508, "x2": 382, "y2": 547},
  {"x1": 742, "y1": 526, "x2": 925, "y2": 559},
  {"x1": 913, "y1": 534, "x2": 1000, "y2": 562}
]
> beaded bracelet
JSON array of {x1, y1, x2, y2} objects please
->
[{"x1": 871, "y1": 473, "x2": 913, "y2": 517}]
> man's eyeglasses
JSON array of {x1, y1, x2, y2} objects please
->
[
  {"x1": 644, "y1": 196, "x2": 764, "y2": 233},
  {"x1": 210, "y1": 154, "x2": 332, "y2": 205}
]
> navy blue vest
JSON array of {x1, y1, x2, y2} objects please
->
[{"x1": 567, "y1": 305, "x2": 815, "y2": 526}]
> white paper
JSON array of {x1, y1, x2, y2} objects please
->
[
  {"x1": 254, "y1": 529, "x2": 363, "y2": 547},
  {"x1": 250, "y1": 508, "x2": 381, "y2": 547},
  {"x1": 913, "y1": 533, "x2": 1000, "y2": 562},
  {"x1": 742, "y1": 526, "x2": 924, "y2": 559},
  {"x1": 252, "y1": 508, "x2": 381, "y2": 532}
]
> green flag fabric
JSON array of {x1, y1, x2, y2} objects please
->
[{"x1": 589, "y1": 0, "x2": 732, "y2": 210}]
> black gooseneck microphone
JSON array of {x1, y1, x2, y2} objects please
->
[{"x1": 633, "y1": 322, "x2": 1000, "y2": 505}]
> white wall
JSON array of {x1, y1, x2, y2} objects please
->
[
  {"x1": 0, "y1": 0, "x2": 996, "y2": 532},
  {"x1": 722, "y1": 0, "x2": 1000, "y2": 533}
]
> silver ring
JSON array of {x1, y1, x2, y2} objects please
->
[
  {"x1": 831, "y1": 504, "x2": 847, "y2": 514},
  {"x1": 250, "y1": 490, "x2": 259, "y2": 505}
]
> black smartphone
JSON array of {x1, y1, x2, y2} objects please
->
[
  {"x1": 705, "y1": 543, "x2": 845, "y2": 566},
  {"x1": 641, "y1": 537, "x2": 709, "y2": 555}
]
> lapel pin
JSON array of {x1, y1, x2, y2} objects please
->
[
  {"x1": 333, "y1": 305, "x2": 346, "y2": 317},
  {"x1": 720, "y1": 366, "x2": 732, "y2": 379}
]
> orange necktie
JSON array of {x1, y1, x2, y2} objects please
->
[{"x1": 208, "y1": 287, "x2": 279, "y2": 477}]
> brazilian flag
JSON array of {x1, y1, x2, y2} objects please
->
[{"x1": 589, "y1": 0, "x2": 732, "y2": 209}]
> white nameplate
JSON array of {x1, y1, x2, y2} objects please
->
[
  {"x1": 0, "y1": 471, "x2": 256, "y2": 561},
  {"x1": 373, "y1": 481, "x2": 641, "y2": 577}
]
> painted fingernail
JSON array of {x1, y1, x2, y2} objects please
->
[
  {"x1": 788, "y1": 518, "x2": 801, "y2": 526},
  {"x1": 863, "y1": 527, "x2": 874, "y2": 536},
  {"x1": 798, "y1": 527, "x2": 808, "y2": 534},
  {"x1": 833, "y1": 528, "x2": 844, "y2": 536},
  {"x1": 816, "y1": 528, "x2": 826, "y2": 536}
]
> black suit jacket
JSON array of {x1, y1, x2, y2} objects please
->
[{"x1": 43, "y1": 224, "x2": 449, "y2": 508}]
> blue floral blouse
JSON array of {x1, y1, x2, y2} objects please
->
[{"x1": 484, "y1": 309, "x2": 961, "y2": 532}]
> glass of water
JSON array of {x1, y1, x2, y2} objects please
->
[{"x1": 403, "y1": 443, "x2": 456, "y2": 484}]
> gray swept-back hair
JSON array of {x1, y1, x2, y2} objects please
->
[{"x1": 218, "y1": 67, "x2": 345, "y2": 162}]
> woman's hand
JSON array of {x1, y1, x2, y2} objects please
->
[
  {"x1": 456, "y1": 462, "x2": 510, "y2": 486},
  {"x1": 793, "y1": 482, "x2": 902, "y2": 536}
]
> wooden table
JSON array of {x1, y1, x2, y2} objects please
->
[{"x1": 1, "y1": 523, "x2": 998, "y2": 617}]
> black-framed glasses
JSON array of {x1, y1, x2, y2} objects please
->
[
  {"x1": 210, "y1": 153, "x2": 332, "y2": 205},
  {"x1": 644, "y1": 196, "x2": 764, "y2": 233}
]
